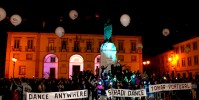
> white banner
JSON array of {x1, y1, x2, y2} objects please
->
[
  {"x1": 106, "y1": 89, "x2": 147, "y2": 98},
  {"x1": 27, "y1": 89, "x2": 88, "y2": 100},
  {"x1": 149, "y1": 83, "x2": 192, "y2": 93}
]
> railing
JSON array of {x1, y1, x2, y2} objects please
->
[
  {"x1": 46, "y1": 47, "x2": 56, "y2": 52},
  {"x1": 118, "y1": 49, "x2": 125, "y2": 53},
  {"x1": 12, "y1": 46, "x2": 22, "y2": 51},
  {"x1": 59, "y1": 47, "x2": 69, "y2": 52},
  {"x1": 25, "y1": 46, "x2": 35, "y2": 52},
  {"x1": 72, "y1": 47, "x2": 81, "y2": 52}
]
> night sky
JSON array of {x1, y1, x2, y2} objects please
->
[{"x1": 0, "y1": 0, "x2": 199, "y2": 58}]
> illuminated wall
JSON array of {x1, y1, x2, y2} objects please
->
[
  {"x1": 149, "y1": 37, "x2": 199, "y2": 78},
  {"x1": 5, "y1": 32, "x2": 143, "y2": 78}
]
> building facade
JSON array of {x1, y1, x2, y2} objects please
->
[
  {"x1": 149, "y1": 37, "x2": 199, "y2": 78},
  {"x1": 5, "y1": 32, "x2": 143, "y2": 79}
]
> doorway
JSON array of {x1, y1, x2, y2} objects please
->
[
  {"x1": 50, "y1": 68, "x2": 55, "y2": 78},
  {"x1": 73, "y1": 65, "x2": 80, "y2": 76}
]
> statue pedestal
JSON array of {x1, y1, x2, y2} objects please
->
[{"x1": 100, "y1": 42, "x2": 117, "y2": 76}]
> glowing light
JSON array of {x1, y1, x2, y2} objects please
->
[
  {"x1": 12, "y1": 58, "x2": 17, "y2": 62},
  {"x1": 146, "y1": 61, "x2": 150, "y2": 64},
  {"x1": 168, "y1": 54, "x2": 179, "y2": 66}
]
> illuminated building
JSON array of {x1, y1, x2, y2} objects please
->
[
  {"x1": 149, "y1": 37, "x2": 199, "y2": 78},
  {"x1": 5, "y1": 32, "x2": 143, "y2": 78}
]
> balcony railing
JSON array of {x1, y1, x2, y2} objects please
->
[
  {"x1": 46, "y1": 47, "x2": 56, "y2": 52},
  {"x1": 59, "y1": 47, "x2": 69, "y2": 52},
  {"x1": 84, "y1": 47, "x2": 94, "y2": 53},
  {"x1": 25, "y1": 46, "x2": 35, "y2": 52},
  {"x1": 130, "y1": 49, "x2": 139, "y2": 53},
  {"x1": 72, "y1": 47, "x2": 81, "y2": 52},
  {"x1": 12, "y1": 46, "x2": 22, "y2": 51},
  {"x1": 118, "y1": 49, "x2": 125, "y2": 53}
]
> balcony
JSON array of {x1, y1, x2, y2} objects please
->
[
  {"x1": 59, "y1": 47, "x2": 69, "y2": 52},
  {"x1": 72, "y1": 47, "x2": 81, "y2": 52},
  {"x1": 12, "y1": 46, "x2": 22, "y2": 51},
  {"x1": 118, "y1": 49, "x2": 125, "y2": 53},
  {"x1": 25, "y1": 46, "x2": 35, "y2": 52},
  {"x1": 130, "y1": 49, "x2": 139, "y2": 53},
  {"x1": 46, "y1": 47, "x2": 56, "y2": 52},
  {"x1": 84, "y1": 47, "x2": 94, "y2": 53}
]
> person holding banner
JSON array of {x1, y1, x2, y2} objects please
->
[
  {"x1": 91, "y1": 83, "x2": 98, "y2": 100},
  {"x1": 21, "y1": 78, "x2": 32, "y2": 100}
]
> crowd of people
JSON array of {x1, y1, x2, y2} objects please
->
[{"x1": 0, "y1": 63, "x2": 199, "y2": 100}]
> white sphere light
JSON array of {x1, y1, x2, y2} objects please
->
[
  {"x1": 10, "y1": 14, "x2": 22, "y2": 26},
  {"x1": 55, "y1": 26, "x2": 65, "y2": 37},
  {"x1": 120, "y1": 14, "x2": 131, "y2": 27},
  {"x1": 69, "y1": 10, "x2": 78, "y2": 20},
  {"x1": 136, "y1": 43, "x2": 143, "y2": 49},
  {"x1": 0, "y1": 7, "x2": 6, "y2": 21},
  {"x1": 162, "y1": 28, "x2": 170, "y2": 36}
]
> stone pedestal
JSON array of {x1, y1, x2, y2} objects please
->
[{"x1": 100, "y1": 42, "x2": 117, "y2": 76}]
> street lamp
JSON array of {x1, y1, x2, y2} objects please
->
[
  {"x1": 12, "y1": 58, "x2": 17, "y2": 78},
  {"x1": 143, "y1": 60, "x2": 150, "y2": 74}
]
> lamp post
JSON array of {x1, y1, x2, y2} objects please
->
[
  {"x1": 168, "y1": 54, "x2": 179, "y2": 79},
  {"x1": 143, "y1": 60, "x2": 150, "y2": 74},
  {"x1": 12, "y1": 58, "x2": 17, "y2": 78}
]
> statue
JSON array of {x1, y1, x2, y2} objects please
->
[{"x1": 104, "y1": 19, "x2": 112, "y2": 42}]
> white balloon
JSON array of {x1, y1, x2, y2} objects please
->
[
  {"x1": 69, "y1": 10, "x2": 78, "y2": 20},
  {"x1": 10, "y1": 14, "x2": 22, "y2": 26},
  {"x1": 120, "y1": 14, "x2": 131, "y2": 27},
  {"x1": 136, "y1": 43, "x2": 143, "y2": 49},
  {"x1": 0, "y1": 7, "x2": 6, "y2": 21},
  {"x1": 162, "y1": 28, "x2": 170, "y2": 36},
  {"x1": 55, "y1": 26, "x2": 65, "y2": 37}
]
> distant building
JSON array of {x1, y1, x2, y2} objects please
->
[
  {"x1": 5, "y1": 32, "x2": 143, "y2": 79},
  {"x1": 149, "y1": 37, "x2": 199, "y2": 79}
]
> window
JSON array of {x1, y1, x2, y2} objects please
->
[
  {"x1": 61, "y1": 40, "x2": 67, "y2": 49},
  {"x1": 86, "y1": 41, "x2": 92, "y2": 50},
  {"x1": 97, "y1": 58, "x2": 100, "y2": 63},
  {"x1": 26, "y1": 54, "x2": 33, "y2": 60},
  {"x1": 131, "y1": 41, "x2": 136, "y2": 51},
  {"x1": 131, "y1": 55, "x2": 137, "y2": 62},
  {"x1": 177, "y1": 60, "x2": 180, "y2": 67},
  {"x1": 175, "y1": 47, "x2": 179, "y2": 54},
  {"x1": 182, "y1": 58, "x2": 185, "y2": 67},
  {"x1": 187, "y1": 57, "x2": 192, "y2": 66},
  {"x1": 50, "y1": 57, "x2": 55, "y2": 62},
  {"x1": 19, "y1": 66, "x2": 26, "y2": 75},
  {"x1": 118, "y1": 55, "x2": 124, "y2": 61},
  {"x1": 186, "y1": 43, "x2": 190, "y2": 48},
  {"x1": 181, "y1": 45, "x2": 184, "y2": 53},
  {"x1": 48, "y1": 40, "x2": 54, "y2": 50},
  {"x1": 27, "y1": 40, "x2": 33, "y2": 49},
  {"x1": 118, "y1": 41, "x2": 124, "y2": 50},
  {"x1": 14, "y1": 40, "x2": 20, "y2": 48},
  {"x1": 193, "y1": 42, "x2": 197, "y2": 50},
  {"x1": 74, "y1": 41, "x2": 79, "y2": 52},
  {"x1": 194, "y1": 55, "x2": 199, "y2": 65}
]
